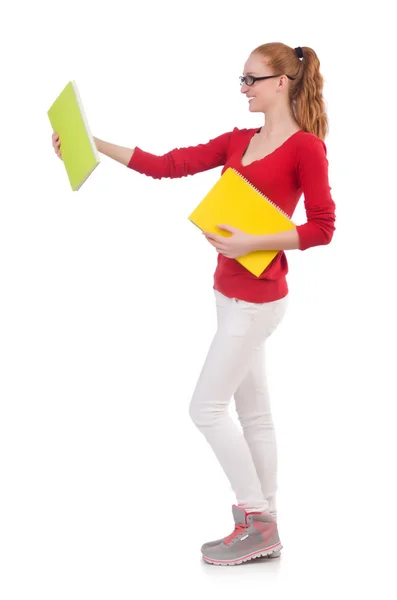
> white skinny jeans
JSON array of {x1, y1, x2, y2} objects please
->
[{"x1": 189, "y1": 289, "x2": 288, "y2": 518}]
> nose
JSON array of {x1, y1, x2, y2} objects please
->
[{"x1": 240, "y1": 82, "x2": 249, "y2": 94}]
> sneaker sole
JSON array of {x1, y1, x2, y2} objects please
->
[
  {"x1": 202, "y1": 542, "x2": 283, "y2": 566},
  {"x1": 201, "y1": 542, "x2": 281, "y2": 558}
]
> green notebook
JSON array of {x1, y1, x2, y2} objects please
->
[{"x1": 47, "y1": 81, "x2": 100, "y2": 191}]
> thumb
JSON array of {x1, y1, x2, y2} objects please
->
[{"x1": 217, "y1": 224, "x2": 238, "y2": 233}]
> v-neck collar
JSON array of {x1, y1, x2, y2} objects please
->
[{"x1": 240, "y1": 128, "x2": 303, "y2": 168}]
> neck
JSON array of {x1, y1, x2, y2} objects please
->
[{"x1": 259, "y1": 104, "x2": 299, "y2": 137}]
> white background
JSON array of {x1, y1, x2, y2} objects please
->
[{"x1": 1, "y1": 1, "x2": 396, "y2": 598}]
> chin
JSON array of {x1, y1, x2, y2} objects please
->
[{"x1": 249, "y1": 104, "x2": 264, "y2": 113}]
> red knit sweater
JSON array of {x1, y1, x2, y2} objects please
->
[{"x1": 127, "y1": 127, "x2": 336, "y2": 302}]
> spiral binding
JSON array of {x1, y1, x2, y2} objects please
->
[{"x1": 230, "y1": 168, "x2": 294, "y2": 223}]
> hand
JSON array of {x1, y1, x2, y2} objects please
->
[
  {"x1": 52, "y1": 131, "x2": 62, "y2": 160},
  {"x1": 202, "y1": 224, "x2": 256, "y2": 259}
]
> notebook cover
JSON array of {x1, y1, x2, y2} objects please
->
[
  {"x1": 188, "y1": 168, "x2": 295, "y2": 277},
  {"x1": 48, "y1": 81, "x2": 100, "y2": 191}
]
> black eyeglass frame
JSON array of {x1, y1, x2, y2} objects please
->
[{"x1": 240, "y1": 74, "x2": 296, "y2": 86}]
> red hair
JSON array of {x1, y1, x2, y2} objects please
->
[{"x1": 252, "y1": 42, "x2": 328, "y2": 140}]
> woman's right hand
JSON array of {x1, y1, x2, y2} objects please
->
[{"x1": 52, "y1": 132, "x2": 62, "y2": 159}]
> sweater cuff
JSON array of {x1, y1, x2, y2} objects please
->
[
  {"x1": 296, "y1": 221, "x2": 335, "y2": 251},
  {"x1": 296, "y1": 224, "x2": 311, "y2": 251},
  {"x1": 127, "y1": 147, "x2": 145, "y2": 171}
]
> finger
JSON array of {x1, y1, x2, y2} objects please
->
[
  {"x1": 206, "y1": 237, "x2": 226, "y2": 252},
  {"x1": 207, "y1": 240, "x2": 218, "y2": 249},
  {"x1": 203, "y1": 232, "x2": 218, "y2": 241}
]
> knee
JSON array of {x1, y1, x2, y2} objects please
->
[
  {"x1": 189, "y1": 398, "x2": 218, "y2": 429},
  {"x1": 189, "y1": 400, "x2": 207, "y2": 428}
]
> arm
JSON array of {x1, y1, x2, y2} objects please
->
[
  {"x1": 249, "y1": 228, "x2": 300, "y2": 251},
  {"x1": 93, "y1": 137, "x2": 134, "y2": 166},
  {"x1": 125, "y1": 130, "x2": 234, "y2": 179},
  {"x1": 250, "y1": 136, "x2": 336, "y2": 252}
]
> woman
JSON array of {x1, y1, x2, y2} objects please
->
[{"x1": 52, "y1": 42, "x2": 336, "y2": 566}]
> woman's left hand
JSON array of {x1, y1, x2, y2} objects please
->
[{"x1": 203, "y1": 225, "x2": 256, "y2": 259}]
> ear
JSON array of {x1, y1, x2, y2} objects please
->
[{"x1": 277, "y1": 75, "x2": 289, "y2": 92}]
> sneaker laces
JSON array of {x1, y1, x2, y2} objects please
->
[{"x1": 224, "y1": 522, "x2": 249, "y2": 545}]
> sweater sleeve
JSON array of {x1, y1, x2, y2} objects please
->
[
  {"x1": 126, "y1": 129, "x2": 234, "y2": 179},
  {"x1": 295, "y1": 135, "x2": 336, "y2": 251}
]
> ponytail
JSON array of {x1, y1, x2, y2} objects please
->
[{"x1": 252, "y1": 42, "x2": 328, "y2": 140}]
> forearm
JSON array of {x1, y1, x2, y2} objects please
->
[
  {"x1": 93, "y1": 137, "x2": 134, "y2": 166},
  {"x1": 250, "y1": 228, "x2": 301, "y2": 251}
]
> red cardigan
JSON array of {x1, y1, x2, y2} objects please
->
[{"x1": 127, "y1": 127, "x2": 336, "y2": 303}]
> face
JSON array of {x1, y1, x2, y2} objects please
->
[{"x1": 241, "y1": 53, "x2": 288, "y2": 113}]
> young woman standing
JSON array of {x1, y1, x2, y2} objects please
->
[{"x1": 52, "y1": 42, "x2": 336, "y2": 566}]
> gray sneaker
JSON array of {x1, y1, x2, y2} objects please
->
[{"x1": 201, "y1": 505, "x2": 282, "y2": 566}]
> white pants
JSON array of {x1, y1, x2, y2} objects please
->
[{"x1": 189, "y1": 289, "x2": 288, "y2": 518}]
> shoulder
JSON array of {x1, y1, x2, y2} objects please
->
[
  {"x1": 295, "y1": 130, "x2": 328, "y2": 155},
  {"x1": 227, "y1": 126, "x2": 260, "y2": 147},
  {"x1": 206, "y1": 126, "x2": 256, "y2": 145},
  {"x1": 292, "y1": 131, "x2": 329, "y2": 171},
  {"x1": 230, "y1": 126, "x2": 261, "y2": 137},
  {"x1": 294, "y1": 131, "x2": 330, "y2": 180}
]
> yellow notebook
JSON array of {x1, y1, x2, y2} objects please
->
[
  {"x1": 47, "y1": 81, "x2": 100, "y2": 191},
  {"x1": 188, "y1": 167, "x2": 296, "y2": 277}
]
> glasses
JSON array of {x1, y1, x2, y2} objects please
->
[{"x1": 240, "y1": 74, "x2": 296, "y2": 86}]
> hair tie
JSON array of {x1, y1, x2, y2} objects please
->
[{"x1": 295, "y1": 46, "x2": 304, "y2": 59}]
